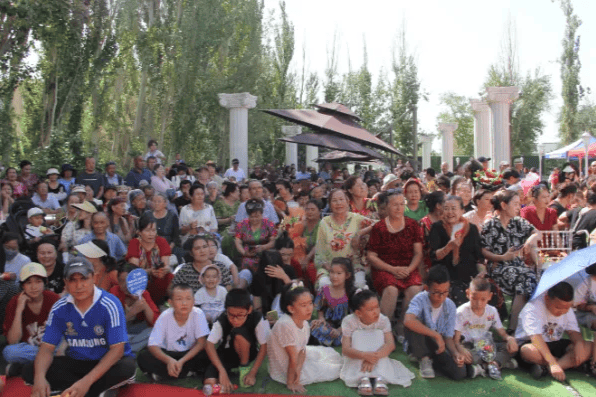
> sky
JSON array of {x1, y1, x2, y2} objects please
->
[{"x1": 263, "y1": 0, "x2": 596, "y2": 152}]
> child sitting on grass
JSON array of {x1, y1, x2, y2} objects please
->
[
  {"x1": 203, "y1": 288, "x2": 270, "y2": 393},
  {"x1": 403, "y1": 266, "x2": 466, "y2": 380},
  {"x1": 268, "y1": 282, "x2": 342, "y2": 393},
  {"x1": 340, "y1": 289, "x2": 415, "y2": 396},
  {"x1": 194, "y1": 265, "x2": 227, "y2": 325},
  {"x1": 137, "y1": 283, "x2": 209, "y2": 380},
  {"x1": 311, "y1": 257, "x2": 354, "y2": 347},
  {"x1": 515, "y1": 281, "x2": 593, "y2": 381},
  {"x1": 453, "y1": 276, "x2": 519, "y2": 379}
]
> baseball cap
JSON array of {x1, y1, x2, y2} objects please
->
[
  {"x1": 64, "y1": 257, "x2": 95, "y2": 279},
  {"x1": 71, "y1": 185, "x2": 87, "y2": 194},
  {"x1": 477, "y1": 156, "x2": 491, "y2": 163},
  {"x1": 74, "y1": 241, "x2": 107, "y2": 259},
  {"x1": 71, "y1": 201, "x2": 98, "y2": 214},
  {"x1": 232, "y1": 158, "x2": 240, "y2": 164},
  {"x1": 499, "y1": 160, "x2": 510, "y2": 167},
  {"x1": 383, "y1": 173, "x2": 398, "y2": 186},
  {"x1": 27, "y1": 207, "x2": 44, "y2": 218},
  {"x1": 46, "y1": 168, "x2": 60, "y2": 176},
  {"x1": 20, "y1": 262, "x2": 47, "y2": 282}
]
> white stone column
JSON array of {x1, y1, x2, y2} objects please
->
[
  {"x1": 306, "y1": 145, "x2": 319, "y2": 172},
  {"x1": 281, "y1": 125, "x2": 300, "y2": 166},
  {"x1": 486, "y1": 87, "x2": 519, "y2": 168},
  {"x1": 438, "y1": 123, "x2": 458, "y2": 172},
  {"x1": 418, "y1": 134, "x2": 433, "y2": 170},
  {"x1": 218, "y1": 92, "x2": 257, "y2": 169},
  {"x1": 470, "y1": 99, "x2": 491, "y2": 166}
]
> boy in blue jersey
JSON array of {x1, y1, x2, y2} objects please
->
[{"x1": 23, "y1": 257, "x2": 136, "y2": 397}]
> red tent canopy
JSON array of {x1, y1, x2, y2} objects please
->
[{"x1": 568, "y1": 143, "x2": 596, "y2": 159}]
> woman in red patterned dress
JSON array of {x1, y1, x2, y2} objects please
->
[{"x1": 367, "y1": 189, "x2": 423, "y2": 339}]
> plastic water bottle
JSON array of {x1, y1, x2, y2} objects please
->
[{"x1": 203, "y1": 384, "x2": 238, "y2": 395}]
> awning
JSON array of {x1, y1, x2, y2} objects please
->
[
  {"x1": 278, "y1": 133, "x2": 384, "y2": 159},
  {"x1": 545, "y1": 136, "x2": 596, "y2": 159}
]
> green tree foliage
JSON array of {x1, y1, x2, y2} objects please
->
[
  {"x1": 556, "y1": 0, "x2": 584, "y2": 144},
  {"x1": 576, "y1": 100, "x2": 596, "y2": 134},
  {"x1": 437, "y1": 93, "x2": 473, "y2": 156},
  {"x1": 389, "y1": 27, "x2": 424, "y2": 158}
]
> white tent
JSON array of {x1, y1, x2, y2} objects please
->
[{"x1": 544, "y1": 137, "x2": 596, "y2": 159}]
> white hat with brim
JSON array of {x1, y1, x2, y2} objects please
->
[
  {"x1": 71, "y1": 201, "x2": 97, "y2": 214},
  {"x1": 20, "y1": 262, "x2": 47, "y2": 282},
  {"x1": 74, "y1": 241, "x2": 107, "y2": 259},
  {"x1": 46, "y1": 168, "x2": 60, "y2": 176},
  {"x1": 71, "y1": 185, "x2": 87, "y2": 194},
  {"x1": 27, "y1": 207, "x2": 44, "y2": 218}
]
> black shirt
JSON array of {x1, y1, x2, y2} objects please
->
[
  {"x1": 46, "y1": 260, "x2": 65, "y2": 294},
  {"x1": 75, "y1": 171, "x2": 104, "y2": 196},
  {"x1": 572, "y1": 208, "x2": 596, "y2": 249},
  {"x1": 549, "y1": 201, "x2": 566, "y2": 217}
]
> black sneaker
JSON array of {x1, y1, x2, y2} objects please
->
[{"x1": 531, "y1": 364, "x2": 547, "y2": 379}]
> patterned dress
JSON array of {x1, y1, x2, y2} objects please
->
[
  {"x1": 480, "y1": 216, "x2": 537, "y2": 297},
  {"x1": 311, "y1": 285, "x2": 349, "y2": 346},
  {"x1": 235, "y1": 218, "x2": 278, "y2": 272},
  {"x1": 368, "y1": 217, "x2": 423, "y2": 293}
]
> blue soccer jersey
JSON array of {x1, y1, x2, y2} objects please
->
[{"x1": 44, "y1": 286, "x2": 133, "y2": 360}]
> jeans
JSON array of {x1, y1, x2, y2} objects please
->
[
  {"x1": 2, "y1": 343, "x2": 38, "y2": 363},
  {"x1": 405, "y1": 329, "x2": 466, "y2": 380}
]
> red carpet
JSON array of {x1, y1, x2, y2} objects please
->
[{"x1": 2, "y1": 378, "x2": 326, "y2": 396}]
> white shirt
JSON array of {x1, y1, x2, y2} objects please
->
[
  {"x1": 515, "y1": 297, "x2": 580, "y2": 342},
  {"x1": 207, "y1": 315, "x2": 270, "y2": 346},
  {"x1": 178, "y1": 204, "x2": 218, "y2": 243},
  {"x1": 268, "y1": 314, "x2": 309, "y2": 384},
  {"x1": 144, "y1": 149, "x2": 165, "y2": 164},
  {"x1": 568, "y1": 272, "x2": 596, "y2": 306},
  {"x1": 455, "y1": 302, "x2": 503, "y2": 342},
  {"x1": 430, "y1": 304, "x2": 443, "y2": 325},
  {"x1": 223, "y1": 168, "x2": 246, "y2": 183},
  {"x1": 148, "y1": 307, "x2": 209, "y2": 352},
  {"x1": 194, "y1": 286, "x2": 227, "y2": 324},
  {"x1": 214, "y1": 253, "x2": 234, "y2": 270}
]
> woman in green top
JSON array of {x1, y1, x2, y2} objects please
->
[
  {"x1": 403, "y1": 178, "x2": 428, "y2": 222},
  {"x1": 214, "y1": 182, "x2": 240, "y2": 259}
]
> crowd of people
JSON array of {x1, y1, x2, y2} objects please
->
[{"x1": 2, "y1": 139, "x2": 596, "y2": 396}]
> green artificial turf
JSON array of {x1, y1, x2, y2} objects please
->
[{"x1": 134, "y1": 345, "x2": 596, "y2": 396}]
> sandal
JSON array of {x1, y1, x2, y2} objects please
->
[
  {"x1": 373, "y1": 377, "x2": 389, "y2": 396},
  {"x1": 357, "y1": 376, "x2": 373, "y2": 396}
]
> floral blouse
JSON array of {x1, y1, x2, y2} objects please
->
[
  {"x1": 480, "y1": 216, "x2": 535, "y2": 268},
  {"x1": 314, "y1": 212, "x2": 372, "y2": 269},
  {"x1": 235, "y1": 218, "x2": 278, "y2": 272},
  {"x1": 2, "y1": 179, "x2": 28, "y2": 199}
]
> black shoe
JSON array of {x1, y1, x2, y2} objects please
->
[
  {"x1": 531, "y1": 364, "x2": 547, "y2": 380},
  {"x1": 5, "y1": 362, "x2": 23, "y2": 378}
]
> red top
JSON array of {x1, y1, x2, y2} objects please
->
[
  {"x1": 108, "y1": 286, "x2": 160, "y2": 326},
  {"x1": 3, "y1": 290, "x2": 60, "y2": 344},
  {"x1": 126, "y1": 236, "x2": 172, "y2": 268},
  {"x1": 520, "y1": 206, "x2": 558, "y2": 231}
]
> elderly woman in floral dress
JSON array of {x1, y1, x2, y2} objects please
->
[{"x1": 314, "y1": 189, "x2": 373, "y2": 290}]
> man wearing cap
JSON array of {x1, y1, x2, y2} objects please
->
[
  {"x1": 23, "y1": 257, "x2": 136, "y2": 397},
  {"x1": 514, "y1": 158, "x2": 525, "y2": 178},
  {"x1": 75, "y1": 157, "x2": 104, "y2": 199},
  {"x1": 103, "y1": 162, "x2": 124, "y2": 187},
  {"x1": 499, "y1": 160, "x2": 510, "y2": 172},
  {"x1": 224, "y1": 159, "x2": 246, "y2": 183},
  {"x1": 476, "y1": 156, "x2": 491, "y2": 170},
  {"x1": 2, "y1": 263, "x2": 60, "y2": 377},
  {"x1": 125, "y1": 156, "x2": 153, "y2": 189}
]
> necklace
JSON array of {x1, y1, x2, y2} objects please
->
[{"x1": 385, "y1": 217, "x2": 403, "y2": 233}]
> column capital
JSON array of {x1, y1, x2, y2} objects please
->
[
  {"x1": 438, "y1": 122, "x2": 458, "y2": 135},
  {"x1": 218, "y1": 92, "x2": 257, "y2": 109},
  {"x1": 281, "y1": 125, "x2": 302, "y2": 137},
  {"x1": 470, "y1": 99, "x2": 490, "y2": 113},
  {"x1": 486, "y1": 87, "x2": 519, "y2": 104},
  {"x1": 418, "y1": 134, "x2": 434, "y2": 144}
]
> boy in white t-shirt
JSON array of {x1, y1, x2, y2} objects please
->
[
  {"x1": 515, "y1": 281, "x2": 593, "y2": 381},
  {"x1": 454, "y1": 277, "x2": 519, "y2": 378},
  {"x1": 195, "y1": 265, "x2": 227, "y2": 325},
  {"x1": 137, "y1": 283, "x2": 210, "y2": 380},
  {"x1": 569, "y1": 263, "x2": 596, "y2": 330}
]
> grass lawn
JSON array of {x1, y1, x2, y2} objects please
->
[{"x1": 134, "y1": 344, "x2": 596, "y2": 396}]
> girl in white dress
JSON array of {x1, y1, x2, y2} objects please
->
[
  {"x1": 268, "y1": 283, "x2": 341, "y2": 393},
  {"x1": 341, "y1": 289, "x2": 415, "y2": 395}
]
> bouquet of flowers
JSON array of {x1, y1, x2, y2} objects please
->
[
  {"x1": 472, "y1": 170, "x2": 504, "y2": 191},
  {"x1": 474, "y1": 332, "x2": 502, "y2": 380}
]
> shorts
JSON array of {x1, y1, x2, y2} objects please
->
[{"x1": 518, "y1": 339, "x2": 572, "y2": 367}]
